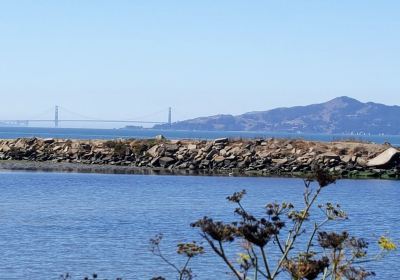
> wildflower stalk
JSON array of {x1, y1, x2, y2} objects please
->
[
  {"x1": 271, "y1": 184, "x2": 323, "y2": 279},
  {"x1": 217, "y1": 240, "x2": 243, "y2": 279},
  {"x1": 260, "y1": 247, "x2": 272, "y2": 279},
  {"x1": 306, "y1": 218, "x2": 330, "y2": 254}
]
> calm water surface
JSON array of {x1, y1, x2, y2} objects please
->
[
  {"x1": 0, "y1": 172, "x2": 398, "y2": 279},
  {"x1": 1, "y1": 127, "x2": 400, "y2": 145}
]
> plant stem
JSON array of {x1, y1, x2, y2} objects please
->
[
  {"x1": 274, "y1": 235, "x2": 285, "y2": 255},
  {"x1": 260, "y1": 247, "x2": 272, "y2": 279},
  {"x1": 271, "y1": 187, "x2": 322, "y2": 279},
  {"x1": 248, "y1": 247, "x2": 269, "y2": 279},
  {"x1": 218, "y1": 241, "x2": 243, "y2": 280},
  {"x1": 155, "y1": 244, "x2": 181, "y2": 275},
  {"x1": 179, "y1": 257, "x2": 192, "y2": 280}
]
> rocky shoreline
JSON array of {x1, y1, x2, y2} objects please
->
[{"x1": 1, "y1": 137, "x2": 400, "y2": 179}]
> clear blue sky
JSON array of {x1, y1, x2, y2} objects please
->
[{"x1": 0, "y1": 0, "x2": 399, "y2": 125}]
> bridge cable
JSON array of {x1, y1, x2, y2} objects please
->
[
  {"x1": 125, "y1": 108, "x2": 169, "y2": 122},
  {"x1": 28, "y1": 107, "x2": 55, "y2": 120},
  {"x1": 58, "y1": 106, "x2": 102, "y2": 121}
]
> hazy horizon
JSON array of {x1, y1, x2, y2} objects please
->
[{"x1": 1, "y1": 1, "x2": 399, "y2": 127}]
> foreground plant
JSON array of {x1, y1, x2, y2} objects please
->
[
  {"x1": 153, "y1": 170, "x2": 396, "y2": 279},
  {"x1": 150, "y1": 234, "x2": 204, "y2": 280}
]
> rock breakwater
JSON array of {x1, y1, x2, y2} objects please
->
[{"x1": 0, "y1": 137, "x2": 399, "y2": 179}]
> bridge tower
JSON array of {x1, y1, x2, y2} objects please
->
[
  {"x1": 55, "y1": 105, "x2": 59, "y2": 128},
  {"x1": 168, "y1": 107, "x2": 172, "y2": 127}
]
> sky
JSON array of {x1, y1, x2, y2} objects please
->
[{"x1": 0, "y1": 0, "x2": 399, "y2": 127}]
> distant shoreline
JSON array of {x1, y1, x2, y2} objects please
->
[{"x1": 0, "y1": 137, "x2": 399, "y2": 180}]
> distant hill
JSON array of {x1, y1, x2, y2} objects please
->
[{"x1": 155, "y1": 97, "x2": 400, "y2": 134}]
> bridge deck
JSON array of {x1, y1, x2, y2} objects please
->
[{"x1": 0, "y1": 120, "x2": 167, "y2": 124}]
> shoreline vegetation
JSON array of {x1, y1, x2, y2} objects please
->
[{"x1": 0, "y1": 137, "x2": 399, "y2": 179}]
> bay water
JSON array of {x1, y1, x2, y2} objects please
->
[
  {"x1": 0, "y1": 171, "x2": 398, "y2": 279},
  {"x1": 1, "y1": 127, "x2": 400, "y2": 146}
]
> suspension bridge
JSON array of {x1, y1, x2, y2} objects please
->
[{"x1": 0, "y1": 106, "x2": 172, "y2": 128}]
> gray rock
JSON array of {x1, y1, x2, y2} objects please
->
[
  {"x1": 230, "y1": 147, "x2": 242, "y2": 156},
  {"x1": 356, "y1": 157, "x2": 367, "y2": 166},
  {"x1": 319, "y1": 152, "x2": 340, "y2": 161},
  {"x1": 189, "y1": 164, "x2": 197, "y2": 170},
  {"x1": 159, "y1": 157, "x2": 175, "y2": 167},
  {"x1": 214, "y1": 156, "x2": 226, "y2": 163},
  {"x1": 187, "y1": 144, "x2": 197, "y2": 150},
  {"x1": 226, "y1": 155, "x2": 236, "y2": 160},
  {"x1": 206, "y1": 149, "x2": 218, "y2": 160},
  {"x1": 147, "y1": 145, "x2": 159, "y2": 157},
  {"x1": 43, "y1": 138, "x2": 55, "y2": 144},
  {"x1": 272, "y1": 158, "x2": 288, "y2": 165},
  {"x1": 165, "y1": 144, "x2": 178, "y2": 152},
  {"x1": 340, "y1": 155, "x2": 352, "y2": 163},
  {"x1": 0, "y1": 143, "x2": 10, "y2": 152},
  {"x1": 176, "y1": 162, "x2": 188, "y2": 169},
  {"x1": 150, "y1": 157, "x2": 160, "y2": 166},
  {"x1": 213, "y1": 138, "x2": 228, "y2": 144},
  {"x1": 52, "y1": 146, "x2": 62, "y2": 153}
]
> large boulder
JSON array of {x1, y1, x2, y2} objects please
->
[
  {"x1": 164, "y1": 144, "x2": 179, "y2": 153},
  {"x1": 367, "y1": 147, "x2": 400, "y2": 167},
  {"x1": 213, "y1": 156, "x2": 226, "y2": 163},
  {"x1": 147, "y1": 145, "x2": 159, "y2": 157},
  {"x1": 0, "y1": 143, "x2": 11, "y2": 152},
  {"x1": 187, "y1": 144, "x2": 197, "y2": 150},
  {"x1": 43, "y1": 138, "x2": 55, "y2": 144},
  {"x1": 272, "y1": 158, "x2": 288, "y2": 165},
  {"x1": 206, "y1": 149, "x2": 218, "y2": 160},
  {"x1": 213, "y1": 138, "x2": 228, "y2": 144},
  {"x1": 159, "y1": 157, "x2": 175, "y2": 167},
  {"x1": 340, "y1": 155, "x2": 352, "y2": 163}
]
